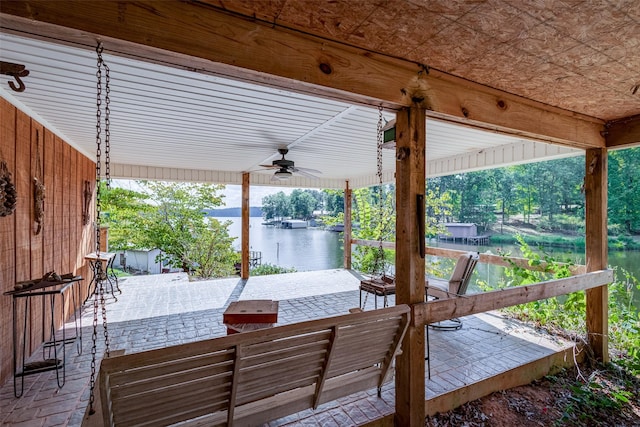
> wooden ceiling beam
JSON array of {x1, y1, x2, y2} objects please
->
[
  {"x1": 1, "y1": 0, "x2": 604, "y2": 149},
  {"x1": 605, "y1": 115, "x2": 640, "y2": 149}
]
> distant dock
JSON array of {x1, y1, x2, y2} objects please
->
[{"x1": 437, "y1": 223, "x2": 490, "y2": 245}]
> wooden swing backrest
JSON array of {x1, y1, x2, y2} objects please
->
[{"x1": 90, "y1": 305, "x2": 410, "y2": 427}]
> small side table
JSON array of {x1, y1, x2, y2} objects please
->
[
  {"x1": 4, "y1": 275, "x2": 83, "y2": 397},
  {"x1": 360, "y1": 276, "x2": 396, "y2": 309},
  {"x1": 223, "y1": 300, "x2": 279, "y2": 335},
  {"x1": 84, "y1": 252, "x2": 121, "y2": 303}
]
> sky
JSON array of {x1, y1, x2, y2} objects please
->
[
  {"x1": 221, "y1": 185, "x2": 294, "y2": 208},
  {"x1": 112, "y1": 179, "x2": 293, "y2": 208}
]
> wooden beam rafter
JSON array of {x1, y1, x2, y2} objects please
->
[
  {"x1": 605, "y1": 114, "x2": 640, "y2": 149},
  {"x1": 0, "y1": 0, "x2": 604, "y2": 149}
]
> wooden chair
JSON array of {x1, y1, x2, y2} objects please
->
[{"x1": 83, "y1": 305, "x2": 410, "y2": 427}]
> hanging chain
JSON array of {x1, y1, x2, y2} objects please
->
[
  {"x1": 101, "y1": 54, "x2": 111, "y2": 355},
  {"x1": 89, "y1": 43, "x2": 102, "y2": 414},
  {"x1": 104, "y1": 60, "x2": 111, "y2": 188},
  {"x1": 372, "y1": 105, "x2": 385, "y2": 277},
  {"x1": 89, "y1": 42, "x2": 111, "y2": 415}
]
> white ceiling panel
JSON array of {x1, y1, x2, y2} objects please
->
[{"x1": 0, "y1": 32, "x2": 582, "y2": 188}]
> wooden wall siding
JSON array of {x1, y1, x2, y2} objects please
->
[
  {"x1": 0, "y1": 97, "x2": 17, "y2": 389},
  {"x1": 0, "y1": 99, "x2": 95, "y2": 385}
]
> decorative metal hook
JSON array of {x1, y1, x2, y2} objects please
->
[{"x1": 0, "y1": 61, "x2": 30, "y2": 92}]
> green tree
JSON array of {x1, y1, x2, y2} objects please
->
[
  {"x1": 351, "y1": 184, "x2": 450, "y2": 275},
  {"x1": 100, "y1": 182, "x2": 151, "y2": 250},
  {"x1": 290, "y1": 189, "x2": 316, "y2": 219},
  {"x1": 322, "y1": 189, "x2": 344, "y2": 216},
  {"x1": 351, "y1": 186, "x2": 395, "y2": 275},
  {"x1": 302, "y1": 189, "x2": 323, "y2": 211},
  {"x1": 513, "y1": 164, "x2": 539, "y2": 223},
  {"x1": 184, "y1": 218, "x2": 239, "y2": 278},
  {"x1": 431, "y1": 172, "x2": 496, "y2": 230},
  {"x1": 609, "y1": 148, "x2": 640, "y2": 234},
  {"x1": 134, "y1": 181, "x2": 233, "y2": 274},
  {"x1": 262, "y1": 191, "x2": 291, "y2": 220}
]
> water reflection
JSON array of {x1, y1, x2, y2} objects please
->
[
  {"x1": 216, "y1": 217, "x2": 344, "y2": 271},
  {"x1": 218, "y1": 217, "x2": 638, "y2": 308}
]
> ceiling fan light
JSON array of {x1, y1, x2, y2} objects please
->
[{"x1": 274, "y1": 170, "x2": 292, "y2": 180}]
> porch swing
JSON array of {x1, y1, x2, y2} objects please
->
[
  {"x1": 78, "y1": 76, "x2": 412, "y2": 427},
  {"x1": 359, "y1": 106, "x2": 397, "y2": 310}
]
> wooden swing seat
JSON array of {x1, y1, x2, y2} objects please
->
[{"x1": 83, "y1": 305, "x2": 410, "y2": 427}]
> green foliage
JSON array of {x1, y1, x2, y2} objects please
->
[
  {"x1": 321, "y1": 211, "x2": 344, "y2": 227},
  {"x1": 426, "y1": 147, "x2": 640, "y2": 242},
  {"x1": 184, "y1": 219, "x2": 239, "y2": 278},
  {"x1": 322, "y1": 189, "x2": 344, "y2": 216},
  {"x1": 261, "y1": 191, "x2": 291, "y2": 221},
  {"x1": 134, "y1": 181, "x2": 228, "y2": 272},
  {"x1": 351, "y1": 186, "x2": 396, "y2": 275},
  {"x1": 608, "y1": 268, "x2": 640, "y2": 375},
  {"x1": 559, "y1": 380, "x2": 626, "y2": 425},
  {"x1": 502, "y1": 236, "x2": 640, "y2": 376},
  {"x1": 250, "y1": 263, "x2": 296, "y2": 276},
  {"x1": 290, "y1": 189, "x2": 317, "y2": 219},
  {"x1": 101, "y1": 181, "x2": 238, "y2": 278},
  {"x1": 100, "y1": 182, "x2": 152, "y2": 250},
  {"x1": 608, "y1": 148, "x2": 640, "y2": 234},
  {"x1": 262, "y1": 189, "x2": 323, "y2": 221},
  {"x1": 349, "y1": 184, "x2": 451, "y2": 275}
]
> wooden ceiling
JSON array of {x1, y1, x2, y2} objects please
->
[{"x1": 212, "y1": 0, "x2": 639, "y2": 122}]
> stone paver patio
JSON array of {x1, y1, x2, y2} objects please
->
[{"x1": 1, "y1": 269, "x2": 573, "y2": 426}]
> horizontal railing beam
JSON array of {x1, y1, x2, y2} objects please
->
[
  {"x1": 350, "y1": 239, "x2": 585, "y2": 274},
  {"x1": 414, "y1": 269, "x2": 613, "y2": 326}
]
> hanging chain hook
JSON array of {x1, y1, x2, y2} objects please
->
[{"x1": 0, "y1": 61, "x2": 29, "y2": 92}]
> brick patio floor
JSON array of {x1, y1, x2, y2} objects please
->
[{"x1": 0, "y1": 269, "x2": 572, "y2": 426}]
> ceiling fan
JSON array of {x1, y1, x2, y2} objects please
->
[{"x1": 259, "y1": 148, "x2": 322, "y2": 181}]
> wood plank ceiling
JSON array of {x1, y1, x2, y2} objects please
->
[{"x1": 1, "y1": 0, "x2": 637, "y2": 188}]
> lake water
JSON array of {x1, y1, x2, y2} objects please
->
[
  {"x1": 218, "y1": 217, "x2": 639, "y2": 308},
  {"x1": 217, "y1": 217, "x2": 343, "y2": 271}
]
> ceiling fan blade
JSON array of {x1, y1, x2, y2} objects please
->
[
  {"x1": 259, "y1": 164, "x2": 279, "y2": 169},
  {"x1": 292, "y1": 168, "x2": 320, "y2": 179},
  {"x1": 292, "y1": 166, "x2": 322, "y2": 174}
]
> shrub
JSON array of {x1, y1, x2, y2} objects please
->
[
  {"x1": 502, "y1": 236, "x2": 640, "y2": 376},
  {"x1": 250, "y1": 263, "x2": 296, "y2": 276}
]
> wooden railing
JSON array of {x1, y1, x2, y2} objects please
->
[
  {"x1": 350, "y1": 238, "x2": 610, "y2": 327},
  {"x1": 418, "y1": 269, "x2": 613, "y2": 325},
  {"x1": 351, "y1": 238, "x2": 586, "y2": 275}
]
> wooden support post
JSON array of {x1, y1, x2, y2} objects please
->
[
  {"x1": 241, "y1": 173, "x2": 250, "y2": 280},
  {"x1": 394, "y1": 106, "x2": 426, "y2": 426},
  {"x1": 343, "y1": 180, "x2": 352, "y2": 269},
  {"x1": 584, "y1": 148, "x2": 609, "y2": 362}
]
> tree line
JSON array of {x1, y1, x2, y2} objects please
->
[
  {"x1": 427, "y1": 147, "x2": 640, "y2": 236},
  {"x1": 261, "y1": 189, "x2": 343, "y2": 221},
  {"x1": 99, "y1": 147, "x2": 639, "y2": 278},
  {"x1": 263, "y1": 148, "x2": 640, "y2": 238}
]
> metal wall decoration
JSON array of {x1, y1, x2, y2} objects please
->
[
  {"x1": 0, "y1": 160, "x2": 17, "y2": 216},
  {"x1": 33, "y1": 129, "x2": 45, "y2": 234},
  {"x1": 82, "y1": 180, "x2": 91, "y2": 225},
  {"x1": 33, "y1": 177, "x2": 45, "y2": 234}
]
